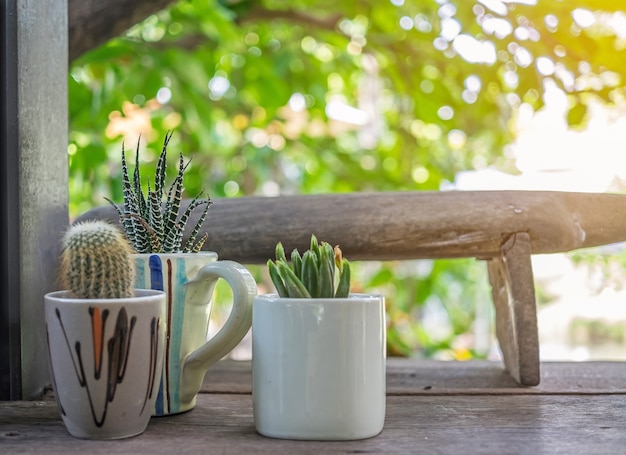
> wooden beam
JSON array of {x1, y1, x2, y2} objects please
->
[{"x1": 76, "y1": 190, "x2": 626, "y2": 264}]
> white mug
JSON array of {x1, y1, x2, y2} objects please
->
[{"x1": 252, "y1": 293, "x2": 386, "y2": 440}]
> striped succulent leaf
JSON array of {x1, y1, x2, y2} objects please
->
[
  {"x1": 164, "y1": 152, "x2": 186, "y2": 237},
  {"x1": 154, "y1": 131, "x2": 171, "y2": 201},
  {"x1": 132, "y1": 139, "x2": 147, "y2": 219},
  {"x1": 148, "y1": 190, "x2": 164, "y2": 243},
  {"x1": 106, "y1": 131, "x2": 212, "y2": 253},
  {"x1": 180, "y1": 194, "x2": 212, "y2": 252}
]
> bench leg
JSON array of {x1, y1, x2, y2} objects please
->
[{"x1": 487, "y1": 232, "x2": 540, "y2": 386}]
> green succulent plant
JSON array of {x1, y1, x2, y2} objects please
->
[
  {"x1": 105, "y1": 131, "x2": 211, "y2": 253},
  {"x1": 267, "y1": 234, "x2": 351, "y2": 298},
  {"x1": 60, "y1": 220, "x2": 135, "y2": 299}
]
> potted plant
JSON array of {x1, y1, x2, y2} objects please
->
[
  {"x1": 105, "y1": 131, "x2": 257, "y2": 416},
  {"x1": 252, "y1": 235, "x2": 387, "y2": 441},
  {"x1": 44, "y1": 220, "x2": 166, "y2": 439}
]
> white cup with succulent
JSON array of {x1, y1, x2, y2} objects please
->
[
  {"x1": 105, "y1": 131, "x2": 257, "y2": 416},
  {"x1": 45, "y1": 221, "x2": 166, "y2": 440},
  {"x1": 252, "y1": 235, "x2": 386, "y2": 441}
]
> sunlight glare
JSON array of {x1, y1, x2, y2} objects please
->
[
  {"x1": 572, "y1": 9, "x2": 595, "y2": 29},
  {"x1": 452, "y1": 35, "x2": 496, "y2": 64},
  {"x1": 481, "y1": 17, "x2": 513, "y2": 39},
  {"x1": 288, "y1": 93, "x2": 306, "y2": 112},
  {"x1": 477, "y1": 0, "x2": 508, "y2": 16},
  {"x1": 536, "y1": 57, "x2": 555, "y2": 76},
  {"x1": 208, "y1": 74, "x2": 230, "y2": 100},
  {"x1": 440, "y1": 18, "x2": 461, "y2": 41},
  {"x1": 156, "y1": 87, "x2": 172, "y2": 104},
  {"x1": 464, "y1": 75, "x2": 482, "y2": 92},
  {"x1": 399, "y1": 16, "x2": 414, "y2": 31},
  {"x1": 513, "y1": 46, "x2": 533, "y2": 67}
]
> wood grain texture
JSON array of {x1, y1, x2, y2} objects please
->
[
  {"x1": 6, "y1": 358, "x2": 626, "y2": 455},
  {"x1": 489, "y1": 232, "x2": 540, "y2": 386},
  {"x1": 4, "y1": 395, "x2": 626, "y2": 454},
  {"x1": 201, "y1": 359, "x2": 626, "y2": 395},
  {"x1": 76, "y1": 191, "x2": 626, "y2": 264},
  {"x1": 5, "y1": 359, "x2": 626, "y2": 454}
]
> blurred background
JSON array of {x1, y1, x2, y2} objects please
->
[{"x1": 68, "y1": 0, "x2": 626, "y2": 362}]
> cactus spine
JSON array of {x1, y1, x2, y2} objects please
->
[
  {"x1": 60, "y1": 221, "x2": 135, "y2": 299},
  {"x1": 268, "y1": 234, "x2": 351, "y2": 298}
]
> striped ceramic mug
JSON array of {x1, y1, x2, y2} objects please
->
[{"x1": 133, "y1": 252, "x2": 256, "y2": 416}]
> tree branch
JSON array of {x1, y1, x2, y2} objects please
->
[
  {"x1": 69, "y1": 0, "x2": 177, "y2": 61},
  {"x1": 236, "y1": 5, "x2": 341, "y2": 31},
  {"x1": 68, "y1": 0, "x2": 346, "y2": 62}
]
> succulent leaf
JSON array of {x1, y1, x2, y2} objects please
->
[
  {"x1": 268, "y1": 234, "x2": 351, "y2": 299},
  {"x1": 275, "y1": 242, "x2": 287, "y2": 263},
  {"x1": 277, "y1": 261, "x2": 312, "y2": 298},
  {"x1": 317, "y1": 245, "x2": 334, "y2": 298},
  {"x1": 148, "y1": 190, "x2": 164, "y2": 244},
  {"x1": 155, "y1": 131, "x2": 171, "y2": 200},
  {"x1": 179, "y1": 194, "x2": 211, "y2": 253},
  {"x1": 191, "y1": 232, "x2": 208, "y2": 253},
  {"x1": 132, "y1": 137, "x2": 147, "y2": 219},
  {"x1": 301, "y1": 251, "x2": 319, "y2": 298},
  {"x1": 335, "y1": 259, "x2": 351, "y2": 298},
  {"x1": 291, "y1": 248, "x2": 302, "y2": 280},
  {"x1": 111, "y1": 131, "x2": 211, "y2": 253},
  {"x1": 267, "y1": 259, "x2": 288, "y2": 298}
]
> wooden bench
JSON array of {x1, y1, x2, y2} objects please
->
[
  {"x1": 76, "y1": 190, "x2": 626, "y2": 386},
  {"x1": 4, "y1": 359, "x2": 626, "y2": 452}
]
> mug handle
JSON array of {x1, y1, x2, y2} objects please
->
[{"x1": 179, "y1": 260, "x2": 256, "y2": 403}]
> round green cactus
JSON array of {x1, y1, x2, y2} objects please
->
[{"x1": 60, "y1": 220, "x2": 135, "y2": 299}]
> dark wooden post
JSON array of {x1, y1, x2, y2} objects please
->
[{"x1": 0, "y1": 0, "x2": 69, "y2": 400}]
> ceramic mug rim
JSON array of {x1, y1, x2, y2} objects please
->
[
  {"x1": 45, "y1": 289, "x2": 165, "y2": 303},
  {"x1": 254, "y1": 293, "x2": 383, "y2": 304},
  {"x1": 132, "y1": 251, "x2": 218, "y2": 259}
]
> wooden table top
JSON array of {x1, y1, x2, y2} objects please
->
[{"x1": 2, "y1": 358, "x2": 626, "y2": 454}]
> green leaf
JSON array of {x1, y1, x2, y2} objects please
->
[
  {"x1": 267, "y1": 260, "x2": 289, "y2": 297},
  {"x1": 335, "y1": 259, "x2": 351, "y2": 298},
  {"x1": 275, "y1": 242, "x2": 287, "y2": 263},
  {"x1": 301, "y1": 251, "x2": 319, "y2": 298},
  {"x1": 317, "y1": 245, "x2": 334, "y2": 298},
  {"x1": 291, "y1": 248, "x2": 302, "y2": 279},
  {"x1": 277, "y1": 261, "x2": 311, "y2": 298}
]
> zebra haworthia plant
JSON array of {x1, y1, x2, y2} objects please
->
[
  {"x1": 106, "y1": 131, "x2": 211, "y2": 254},
  {"x1": 267, "y1": 234, "x2": 351, "y2": 298}
]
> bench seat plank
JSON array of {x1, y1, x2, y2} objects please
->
[{"x1": 3, "y1": 360, "x2": 626, "y2": 454}]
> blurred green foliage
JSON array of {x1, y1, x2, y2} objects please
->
[{"x1": 69, "y1": 0, "x2": 626, "y2": 358}]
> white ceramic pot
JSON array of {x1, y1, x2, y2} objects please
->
[
  {"x1": 45, "y1": 289, "x2": 166, "y2": 440},
  {"x1": 252, "y1": 293, "x2": 386, "y2": 440}
]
